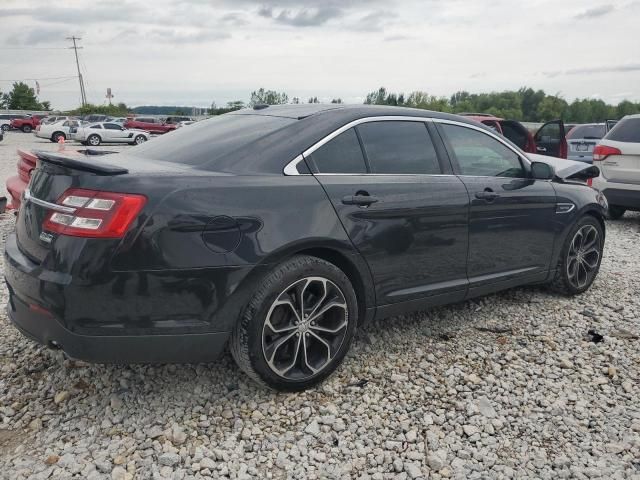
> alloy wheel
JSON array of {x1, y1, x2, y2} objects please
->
[
  {"x1": 566, "y1": 225, "x2": 600, "y2": 289},
  {"x1": 261, "y1": 276, "x2": 349, "y2": 380}
]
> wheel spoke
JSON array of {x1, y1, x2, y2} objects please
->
[
  {"x1": 302, "y1": 334, "x2": 319, "y2": 374},
  {"x1": 307, "y1": 300, "x2": 347, "y2": 324},
  {"x1": 309, "y1": 330, "x2": 333, "y2": 362},
  {"x1": 581, "y1": 252, "x2": 599, "y2": 270},
  {"x1": 273, "y1": 333, "x2": 302, "y2": 376},
  {"x1": 266, "y1": 330, "x2": 298, "y2": 365},
  {"x1": 305, "y1": 279, "x2": 328, "y2": 320},
  {"x1": 310, "y1": 318, "x2": 348, "y2": 334}
]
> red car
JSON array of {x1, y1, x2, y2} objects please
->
[
  {"x1": 6, "y1": 149, "x2": 37, "y2": 210},
  {"x1": 6, "y1": 148, "x2": 116, "y2": 210},
  {"x1": 10, "y1": 115, "x2": 47, "y2": 133},
  {"x1": 461, "y1": 114, "x2": 567, "y2": 159},
  {"x1": 123, "y1": 116, "x2": 177, "y2": 134}
]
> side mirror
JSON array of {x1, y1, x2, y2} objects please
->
[{"x1": 531, "y1": 161, "x2": 554, "y2": 180}]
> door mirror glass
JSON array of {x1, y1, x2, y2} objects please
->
[{"x1": 531, "y1": 161, "x2": 554, "y2": 180}]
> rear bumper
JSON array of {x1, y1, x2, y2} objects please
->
[
  {"x1": 600, "y1": 188, "x2": 640, "y2": 210},
  {"x1": 7, "y1": 293, "x2": 230, "y2": 363},
  {"x1": 3, "y1": 232, "x2": 256, "y2": 363}
]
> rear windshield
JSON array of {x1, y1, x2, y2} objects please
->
[
  {"x1": 567, "y1": 124, "x2": 606, "y2": 140},
  {"x1": 130, "y1": 113, "x2": 295, "y2": 165},
  {"x1": 605, "y1": 118, "x2": 640, "y2": 143}
]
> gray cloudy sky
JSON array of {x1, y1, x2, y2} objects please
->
[{"x1": 1, "y1": 0, "x2": 638, "y2": 110}]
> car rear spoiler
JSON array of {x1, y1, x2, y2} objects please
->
[{"x1": 34, "y1": 150, "x2": 128, "y2": 175}]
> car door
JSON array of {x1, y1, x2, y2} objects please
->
[
  {"x1": 103, "y1": 123, "x2": 128, "y2": 142},
  {"x1": 534, "y1": 119, "x2": 567, "y2": 158},
  {"x1": 435, "y1": 121, "x2": 557, "y2": 297},
  {"x1": 307, "y1": 119, "x2": 470, "y2": 313}
]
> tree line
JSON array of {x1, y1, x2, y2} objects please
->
[{"x1": 3, "y1": 81, "x2": 639, "y2": 124}]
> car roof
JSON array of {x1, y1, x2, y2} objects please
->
[{"x1": 622, "y1": 113, "x2": 640, "y2": 120}]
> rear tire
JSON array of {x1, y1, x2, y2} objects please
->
[
  {"x1": 22, "y1": 125, "x2": 32, "y2": 133},
  {"x1": 607, "y1": 206, "x2": 626, "y2": 220},
  {"x1": 87, "y1": 134, "x2": 101, "y2": 146},
  {"x1": 548, "y1": 215, "x2": 603, "y2": 296},
  {"x1": 134, "y1": 135, "x2": 146, "y2": 145},
  {"x1": 1, "y1": 125, "x2": 9, "y2": 132},
  {"x1": 230, "y1": 255, "x2": 358, "y2": 392},
  {"x1": 51, "y1": 132, "x2": 66, "y2": 143}
]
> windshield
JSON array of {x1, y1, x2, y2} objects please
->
[
  {"x1": 567, "y1": 124, "x2": 606, "y2": 140},
  {"x1": 130, "y1": 113, "x2": 296, "y2": 166}
]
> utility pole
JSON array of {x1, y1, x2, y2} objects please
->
[{"x1": 67, "y1": 36, "x2": 87, "y2": 107}]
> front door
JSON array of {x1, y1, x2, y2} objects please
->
[
  {"x1": 308, "y1": 120, "x2": 470, "y2": 308},
  {"x1": 535, "y1": 119, "x2": 567, "y2": 158},
  {"x1": 436, "y1": 121, "x2": 557, "y2": 296}
]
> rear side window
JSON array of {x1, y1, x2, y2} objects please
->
[
  {"x1": 309, "y1": 128, "x2": 366, "y2": 174},
  {"x1": 568, "y1": 124, "x2": 606, "y2": 140},
  {"x1": 357, "y1": 121, "x2": 441, "y2": 174},
  {"x1": 606, "y1": 118, "x2": 640, "y2": 143},
  {"x1": 90, "y1": 124, "x2": 103, "y2": 129},
  {"x1": 441, "y1": 124, "x2": 525, "y2": 178}
]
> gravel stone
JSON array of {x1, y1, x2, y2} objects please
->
[{"x1": 1, "y1": 134, "x2": 640, "y2": 479}]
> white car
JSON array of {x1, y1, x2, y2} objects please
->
[
  {"x1": 35, "y1": 119, "x2": 80, "y2": 142},
  {"x1": 592, "y1": 114, "x2": 640, "y2": 219},
  {"x1": 72, "y1": 122, "x2": 150, "y2": 146}
]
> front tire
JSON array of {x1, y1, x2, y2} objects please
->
[
  {"x1": 87, "y1": 134, "x2": 101, "y2": 146},
  {"x1": 22, "y1": 125, "x2": 32, "y2": 133},
  {"x1": 134, "y1": 135, "x2": 146, "y2": 145},
  {"x1": 607, "y1": 206, "x2": 626, "y2": 220},
  {"x1": 230, "y1": 255, "x2": 358, "y2": 391},
  {"x1": 1, "y1": 125, "x2": 9, "y2": 132},
  {"x1": 549, "y1": 215, "x2": 604, "y2": 295}
]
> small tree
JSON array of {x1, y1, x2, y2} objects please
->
[
  {"x1": 6, "y1": 82, "x2": 49, "y2": 110},
  {"x1": 331, "y1": 98, "x2": 343, "y2": 104},
  {"x1": 249, "y1": 88, "x2": 289, "y2": 106},
  {"x1": 308, "y1": 96, "x2": 319, "y2": 104}
]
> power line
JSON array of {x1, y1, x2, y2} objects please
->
[
  {"x1": 67, "y1": 36, "x2": 87, "y2": 107},
  {"x1": 0, "y1": 76, "x2": 77, "y2": 81},
  {"x1": 0, "y1": 47, "x2": 69, "y2": 50}
]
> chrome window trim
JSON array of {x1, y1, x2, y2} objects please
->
[
  {"x1": 23, "y1": 189, "x2": 77, "y2": 214},
  {"x1": 282, "y1": 115, "x2": 531, "y2": 176}
]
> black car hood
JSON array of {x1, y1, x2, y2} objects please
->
[{"x1": 527, "y1": 153, "x2": 600, "y2": 181}]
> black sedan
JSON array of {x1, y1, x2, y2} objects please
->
[{"x1": 5, "y1": 104, "x2": 607, "y2": 391}]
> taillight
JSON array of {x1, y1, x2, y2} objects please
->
[
  {"x1": 586, "y1": 178, "x2": 593, "y2": 187},
  {"x1": 593, "y1": 145, "x2": 621, "y2": 161},
  {"x1": 43, "y1": 188, "x2": 146, "y2": 238}
]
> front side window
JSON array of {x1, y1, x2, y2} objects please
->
[
  {"x1": 104, "y1": 123, "x2": 121, "y2": 130},
  {"x1": 309, "y1": 128, "x2": 367, "y2": 174},
  {"x1": 357, "y1": 121, "x2": 441, "y2": 174},
  {"x1": 441, "y1": 124, "x2": 525, "y2": 178}
]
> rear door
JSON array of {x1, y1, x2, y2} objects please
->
[
  {"x1": 534, "y1": 120, "x2": 567, "y2": 158},
  {"x1": 598, "y1": 117, "x2": 640, "y2": 185},
  {"x1": 435, "y1": 121, "x2": 557, "y2": 295},
  {"x1": 308, "y1": 119, "x2": 470, "y2": 309}
]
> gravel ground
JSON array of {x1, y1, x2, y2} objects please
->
[{"x1": 0, "y1": 134, "x2": 639, "y2": 480}]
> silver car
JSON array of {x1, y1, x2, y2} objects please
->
[
  {"x1": 72, "y1": 122, "x2": 150, "y2": 146},
  {"x1": 566, "y1": 123, "x2": 606, "y2": 163}
]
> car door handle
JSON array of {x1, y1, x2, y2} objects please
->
[
  {"x1": 342, "y1": 195, "x2": 378, "y2": 206},
  {"x1": 475, "y1": 191, "x2": 500, "y2": 201},
  {"x1": 537, "y1": 146, "x2": 547, "y2": 152}
]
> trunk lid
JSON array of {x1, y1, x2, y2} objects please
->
[{"x1": 16, "y1": 150, "x2": 198, "y2": 263}]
